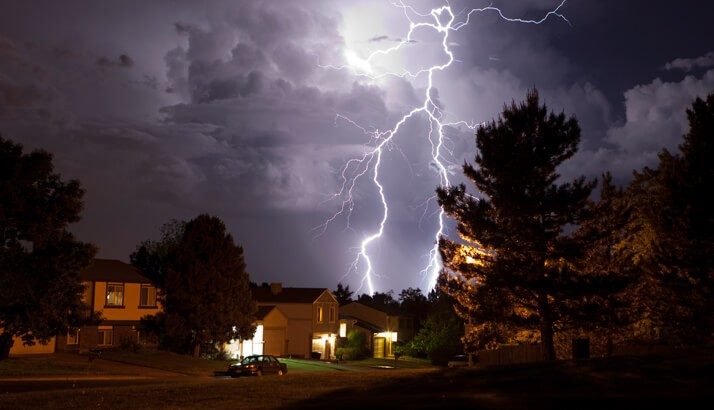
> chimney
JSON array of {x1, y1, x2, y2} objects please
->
[{"x1": 270, "y1": 282, "x2": 282, "y2": 295}]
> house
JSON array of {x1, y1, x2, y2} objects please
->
[
  {"x1": 9, "y1": 258, "x2": 160, "y2": 356},
  {"x1": 224, "y1": 283, "x2": 340, "y2": 360},
  {"x1": 223, "y1": 305, "x2": 288, "y2": 359},
  {"x1": 339, "y1": 300, "x2": 414, "y2": 358}
]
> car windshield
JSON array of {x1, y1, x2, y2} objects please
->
[{"x1": 240, "y1": 356, "x2": 257, "y2": 364}]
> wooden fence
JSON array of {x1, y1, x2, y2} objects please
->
[{"x1": 478, "y1": 343, "x2": 543, "y2": 366}]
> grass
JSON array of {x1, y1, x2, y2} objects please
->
[
  {"x1": 0, "y1": 354, "x2": 110, "y2": 376},
  {"x1": 338, "y1": 356, "x2": 434, "y2": 369},
  {"x1": 100, "y1": 349, "x2": 228, "y2": 376},
  {"x1": 2, "y1": 347, "x2": 712, "y2": 409}
]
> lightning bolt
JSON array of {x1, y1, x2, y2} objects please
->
[{"x1": 316, "y1": 1, "x2": 570, "y2": 294}]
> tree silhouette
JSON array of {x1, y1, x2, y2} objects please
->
[
  {"x1": 132, "y1": 214, "x2": 256, "y2": 356},
  {"x1": 619, "y1": 92, "x2": 714, "y2": 343},
  {"x1": 0, "y1": 137, "x2": 96, "y2": 359},
  {"x1": 333, "y1": 282, "x2": 354, "y2": 305},
  {"x1": 438, "y1": 89, "x2": 598, "y2": 360}
]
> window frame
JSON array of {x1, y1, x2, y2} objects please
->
[
  {"x1": 105, "y1": 282, "x2": 125, "y2": 307},
  {"x1": 329, "y1": 305, "x2": 336, "y2": 323},
  {"x1": 317, "y1": 305, "x2": 324, "y2": 323},
  {"x1": 66, "y1": 329, "x2": 80, "y2": 345},
  {"x1": 139, "y1": 284, "x2": 157, "y2": 308},
  {"x1": 97, "y1": 326, "x2": 113, "y2": 346}
]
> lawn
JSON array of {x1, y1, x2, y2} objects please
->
[
  {"x1": 2, "y1": 347, "x2": 712, "y2": 409},
  {"x1": 100, "y1": 349, "x2": 228, "y2": 376},
  {"x1": 0, "y1": 353, "x2": 111, "y2": 376}
]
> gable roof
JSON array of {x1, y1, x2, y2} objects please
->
[
  {"x1": 256, "y1": 305, "x2": 277, "y2": 320},
  {"x1": 80, "y1": 259, "x2": 151, "y2": 284},
  {"x1": 252, "y1": 287, "x2": 331, "y2": 304},
  {"x1": 348, "y1": 300, "x2": 403, "y2": 316}
]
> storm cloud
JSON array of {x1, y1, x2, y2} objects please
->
[{"x1": 1, "y1": 0, "x2": 712, "y2": 292}]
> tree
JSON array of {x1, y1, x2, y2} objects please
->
[
  {"x1": 618, "y1": 93, "x2": 714, "y2": 344},
  {"x1": 398, "y1": 287, "x2": 429, "y2": 330},
  {"x1": 358, "y1": 290, "x2": 399, "y2": 310},
  {"x1": 333, "y1": 282, "x2": 354, "y2": 305},
  {"x1": 0, "y1": 137, "x2": 96, "y2": 359},
  {"x1": 132, "y1": 214, "x2": 256, "y2": 356},
  {"x1": 438, "y1": 89, "x2": 599, "y2": 360}
]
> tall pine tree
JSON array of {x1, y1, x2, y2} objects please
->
[{"x1": 438, "y1": 90, "x2": 598, "y2": 360}]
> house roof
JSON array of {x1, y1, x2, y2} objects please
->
[
  {"x1": 349, "y1": 300, "x2": 403, "y2": 316},
  {"x1": 339, "y1": 314, "x2": 383, "y2": 333},
  {"x1": 256, "y1": 305, "x2": 277, "y2": 320},
  {"x1": 252, "y1": 287, "x2": 330, "y2": 304},
  {"x1": 80, "y1": 259, "x2": 151, "y2": 284}
]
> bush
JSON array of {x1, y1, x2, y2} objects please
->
[
  {"x1": 119, "y1": 337, "x2": 141, "y2": 353},
  {"x1": 335, "y1": 347, "x2": 364, "y2": 361}
]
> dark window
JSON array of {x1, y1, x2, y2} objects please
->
[{"x1": 140, "y1": 284, "x2": 157, "y2": 307}]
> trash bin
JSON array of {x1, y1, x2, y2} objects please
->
[{"x1": 572, "y1": 338, "x2": 590, "y2": 360}]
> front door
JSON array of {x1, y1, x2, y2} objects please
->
[{"x1": 373, "y1": 337, "x2": 385, "y2": 358}]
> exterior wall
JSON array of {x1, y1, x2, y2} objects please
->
[
  {"x1": 262, "y1": 308, "x2": 288, "y2": 356},
  {"x1": 92, "y1": 281, "x2": 161, "y2": 321},
  {"x1": 313, "y1": 300, "x2": 339, "y2": 335},
  {"x1": 286, "y1": 319, "x2": 313, "y2": 358},
  {"x1": 9, "y1": 336, "x2": 56, "y2": 355},
  {"x1": 340, "y1": 303, "x2": 388, "y2": 329}
]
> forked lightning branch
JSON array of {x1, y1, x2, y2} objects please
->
[{"x1": 315, "y1": 1, "x2": 570, "y2": 295}]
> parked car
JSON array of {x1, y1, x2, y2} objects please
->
[
  {"x1": 227, "y1": 355, "x2": 288, "y2": 377},
  {"x1": 447, "y1": 354, "x2": 469, "y2": 368}
]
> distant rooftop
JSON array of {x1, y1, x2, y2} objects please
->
[
  {"x1": 252, "y1": 283, "x2": 330, "y2": 304},
  {"x1": 80, "y1": 259, "x2": 150, "y2": 284}
]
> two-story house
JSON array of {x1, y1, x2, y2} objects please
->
[
  {"x1": 339, "y1": 300, "x2": 414, "y2": 358},
  {"x1": 224, "y1": 283, "x2": 340, "y2": 360},
  {"x1": 9, "y1": 258, "x2": 161, "y2": 356}
]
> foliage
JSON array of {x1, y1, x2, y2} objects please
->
[
  {"x1": 437, "y1": 89, "x2": 614, "y2": 360},
  {"x1": 0, "y1": 137, "x2": 96, "y2": 359},
  {"x1": 401, "y1": 308, "x2": 463, "y2": 365},
  {"x1": 614, "y1": 93, "x2": 714, "y2": 344},
  {"x1": 358, "y1": 291, "x2": 399, "y2": 310},
  {"x1": 131, "y1": 214, "x2": 256, "y2": 356},
  {"x1": 398, "y1": 288, "x2": 429, "y2": 330},
  {"x1": 333, "y1": 282, "x2": 354, "y2": 305}
]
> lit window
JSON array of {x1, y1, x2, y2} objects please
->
[
  {"x1": 318, "y1": 306, "x2": 323, "y2": 323},
  {"x1": 67, "y1": 329, "x2": 80, "y2": 345},
  {"x1": 140, "y1": 284, "x2": 157, "y2": 307},
  {"x1": 339, "y1": 323, "x2": 346, "y2": 338},
  {"x1": 329, "y1": 306, "x2": 335, "y2": 323},
  {"x1": 105, "y1": 283, "x2": 124, "y2": 307},
  {"x1": 98, "y1": 327, "x2": 113, "y2": 346}
]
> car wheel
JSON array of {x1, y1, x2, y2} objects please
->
[
  {"x1": 277, "y1": 369, "x2": 284, "y2": 376},
  {"x1": 256, "y1": 369, "x2": 263, "y2": 377}
]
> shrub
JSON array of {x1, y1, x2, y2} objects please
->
[{"x1": 335, "y1": 347, "x2": 364, "y2": 361}]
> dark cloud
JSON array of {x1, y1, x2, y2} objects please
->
[
  {"x1": 96, "y1": 54, "x2": 134, "y2": 68},
  {"x1": 0, "y1": 0, "x2": 712, "y2": 292}
]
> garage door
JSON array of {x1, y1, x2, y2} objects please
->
[
  {"x1": 373, "y1": 337, "x2": 385, "y2": 358},
  {"x1": 263, "y1": 329, "x2": 285, "y2": 356}
]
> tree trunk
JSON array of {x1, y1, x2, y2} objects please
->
[
  {"x1": 538, "y1": 293, "x2": 556, "y2": 361},
  {"x1": 0, "y1": 332, "x2": 14, "y2": 360}
]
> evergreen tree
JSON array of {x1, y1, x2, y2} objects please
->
[
  {"x1": 132, "y1": 214, "x2": 256, "y2": 356},
  {"x1": 437, "y1": 90, "x2": 598, "y2": 360},
  {"x1": 620, "y1": 93, "x2": 714, "y2": 343},
  {"x1": 0, "y1": 137, "x2": 96, "y2": 359},
  {"x1": 333, "y1": 282, "x2": 354, "y2": 305}
]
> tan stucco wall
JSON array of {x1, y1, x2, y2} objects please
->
[
  {"x1": 340, "y1": 302, "x2": 388, "y2": 329},
  {"x1": 9, "y1": 336, "x2": 56, "y2": 355},
  {"x1": 92, "y1": 281, "x2": 161, "y2": 321}
]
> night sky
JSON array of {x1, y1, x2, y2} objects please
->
[{"x1": 1, "y1": 0, "x2": 712, "y2": 293}]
